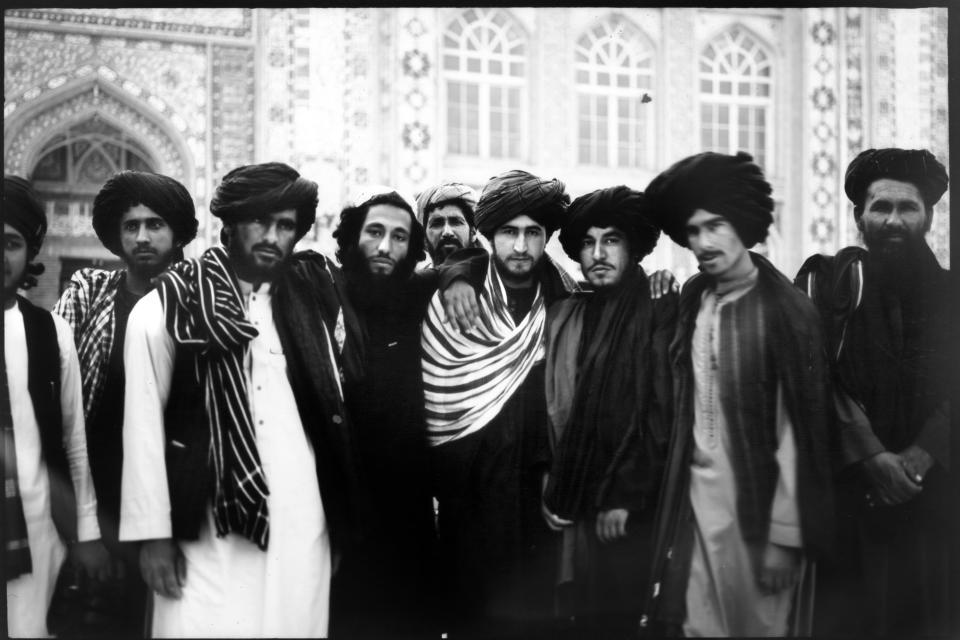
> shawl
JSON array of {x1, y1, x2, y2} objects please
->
[
  {"x1": 422, "y1": 258, "x2": 566, "y2": 447},
  {"x1": 544, "y1": 268, "x2": 675, "y2": 519},
  {"x1": 155, "y1": 246, "x2": 270, "y2": 550},
  {"x1": 53, "y1": 268, "x2": 125, "y2": 423}
]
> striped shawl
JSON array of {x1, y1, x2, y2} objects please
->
[{"x1": 155, "y1": 246, "x2": 270, "y2": 550}]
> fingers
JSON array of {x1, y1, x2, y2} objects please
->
[
  {"x1": 758, "y1": 567, "x2": 800, "y2": 595},
  {"x1": 159, "y1": 563, "x2": 183, "y2": 599},
  {"x1": 175, "y1": 548, "x2": 187, "y2": 588}
]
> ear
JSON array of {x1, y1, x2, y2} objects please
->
[
  {"x1": 923, "y1": 206, "x2": 934, "y2": 233},
  {"x1": 854, "y1": 207, "x2": 864, "y2": 232}
]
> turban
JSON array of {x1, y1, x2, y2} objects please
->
[
  {"x1": 211, "y1": 162, "x2": 318, "y2": 238},
  {"x1": 415, "y1": 182, "x2": 478, "y2": 227},
  {"x1": 3, "y1": 175, "x2": 47, "y2": 257},
  {"x1": 474, "y1": 170, "x2": 569, "y2": 238},
  {"x1": 844, "y1": 148, "x2": 948, "y2": 211},
  {"x1": 645, "y1": 151, "x2": 773, "y2": 249},
  {"x1": 559, "y1": 186, "x2": 660, "y2": 262},
  {"x1": 92, "y1": 171, "x2": 198, "y2": 256}
]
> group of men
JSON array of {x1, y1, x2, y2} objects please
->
[{"x1": 2, "y1": 145, "x2": 951, "y2": 639}]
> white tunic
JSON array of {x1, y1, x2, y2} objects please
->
[
  {"x1": 5, "y1": 302, "x2": 100, "y2": 638},
  {"x1": 119, "y1": 284, "x2": 331, "y2": 638},
  {"x1": 683, "y1": 279, "x2": 805, "y2": 638}
]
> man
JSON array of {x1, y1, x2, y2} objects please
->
[
  {"x1": 119, "y1": 162, "x2": 361, "y2": 637},
  {"x1": 3, "y1": 175, "x2": 109, "y2": 636},
  {"x1": 328, "y1": 187, "x2": 439, "y2": 638},
  {"x1": 640, "y1": 152, "x2": 835, "y2": 637},
  {"x1": 541, "y1": 186, "x2": 676, "y2": 638},
  {"x1": 53, "y1": 170, "x2": 198, "y2": 636},
  {"x1": 416, "y1": 181, "x2": 480, "y2": 265},
  {"x1": 422, "y1": 169, "x2": 579, "y2": 638},
  {"x1": 795, "y1": 148, "x2": 952, "y2": 637}
]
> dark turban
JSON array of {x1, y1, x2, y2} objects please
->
[
  {"x1": 559, "y1": 186, "x2": 660, "y2": 262},
  {"x1": 844, "y1": 148, "x2": 948, "y2": 212},
  {"x1": 415, "y1": 182, "x2": 477, "y2": 227},
  {"x1": 645, "y1": 151, "x2": 774, "y2": 249},
  {"x1": 211, "y1": 162, "x2": 318, "y2": 238},
  {"x1": 474, "y1": 169, "x2": 569, "y2": 238},
  {"x1": 3, "y1": 175, "x2": 47, "y2": 257},
  {"x1": 92, "y1": 171, "x2": 198, "y2": 256}
]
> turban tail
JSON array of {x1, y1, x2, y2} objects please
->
[
  {"x1": 559, "y1": 185, "x2": 660, "y2": 261},
  {"x1": 3, "y1": 175, "x2": 47, "y2": 256},
  {"x1": 475, "y1": 169, "x2": 569, "y2": 237},
  {"x1": 211, "y1": 162, "x2": 318, "y2": 237},
  {"x1": 644, "y1": 151, "x2": 773, "y2": 249},
  {"x1": 844, "y1": 148, "x2": 948, "y2": 210}
]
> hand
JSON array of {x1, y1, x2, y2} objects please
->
[
  {"x1": 757, "y1": 542, "x2": 802, "y2": 594},
  {"x1": 596, "y1": 508, "x2": 629, "y2": 543},
  {"x1": 140, "y1": 538, "x2": 186, "y2": 599},
  {"x1": 862, "y1": 451, "x2": 922, "y2": 507},
  {"x1": 441, "y1": 278, "x2": 480, "y2": 333},
  {"x1": 648, "y1": 269, "x2": 678, "y2": 299},
  {"x1": 70, "y1": 540, "x2": 112, "y2": 583},
  {"x1": 541, "y1": 501, "x2": 575, "y2": 532},
  {"x1": 898, "y1": 445, "x2": 934, "y2": 484}
]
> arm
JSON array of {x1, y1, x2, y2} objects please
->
[
  {"x1": 906, "y1": 400, "x2": 949, "y2": 475},
  {"x1": 53, "y1": 315, "x2": 110, "y2": 579},
  {"x1": 119, "y1": 292, "x2": 185, "y2": 599},
  {"x1": 437, "y1": 248, "x2": 488, "y2": 332}
]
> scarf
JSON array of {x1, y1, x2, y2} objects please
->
[
  {"x1": 155, "y1": 246, "x2": 269, "y2": 550},
  {"x1": 3, "y1": 355, "x2": 31, "y2": 580},
  {"x1": 422, "y1": 260, "x2": 547, "y2": 447}
]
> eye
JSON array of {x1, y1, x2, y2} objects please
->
[
  {"x1": 393, "y1": 232, "x2": 409, "y2": 242},
  {"x1": 123, "y1": 222, "x2": 139, "y2": 233},
  {"x1": 277, "y1": 220, "x2": 297, "y2": 232},
  {"x1": 429, "y1": 219, "x2": 443, "y2": 229},
  {"x1": 526, "y1": 228, "x2": 542, "y2": 237},
  {"x1": 147, "y1": 219, "x2": 167, "y2": 230}
]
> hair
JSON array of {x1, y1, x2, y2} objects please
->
[
  {"x1": 422, "y1": 198, "x2": 476, "y2": 229},
  {"x1": 333, "y1": 191, "x2": 426, "y2": 279},
  {"x1": 91, "y1": 170, "x2": 198, "y2": 255}
]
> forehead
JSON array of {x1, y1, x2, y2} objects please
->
[
  {"x1": 364, "y1": 203, "x2": 412, "y2": 231},
  {"x1": 496, "y1": 214, "x2": 544, "y2": 231},
  {"x1": 584, "y1": 225, "x2": 625, "y2": 238},
  {"x1": 120, "y1": 203, "x2": 162, "y2": 223},
  {"x1": 426, "y1": 203, "x2": 467, "y2": 222},
  {"x1": 864, "y1": 179, "x2": 924, "y2": 203},
  {"x1": 686, "y1": 208, "x2": 727, "y2": 227},
  {"x1": 3, "y1": 222, "x2": 26, "y2": 239}
]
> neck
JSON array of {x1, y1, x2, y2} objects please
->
[
  {"x1": 3, "y1": 292, "x2": 17, "y2": 310},
  {"x1": 124, "y1": 269, "x2": 154, "y2": 296},
  {"x1": 714, "y1": 251, "x2": 756, "y2": 295}
]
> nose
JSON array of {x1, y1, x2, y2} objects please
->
[
  {"x1": 442, "y1": 221, "x2": 455, "y2": 237},
  {"x1": 591, "y1": 241, "x2": 604, "y2": 261},
  {"x1": 135, "y1": 223, "x2": 149, "y2": 243},
  {"x1": 884, "y1": 210, "x2": 906, "y2": 228},
  {"x1": 377, "y1": 233, "x2": 391, "y2": 255},
  {"x1": 513, "y1": 234, "x2": 527, "y2": 254}
]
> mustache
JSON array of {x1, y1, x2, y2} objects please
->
[{"x1": 252, "y1": 244, "x2": 282, "y2": 258}]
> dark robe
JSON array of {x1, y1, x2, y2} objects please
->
[
  {"x1": 795, "y1": 242, "x2": 953, "y2": 637},
  {"x1": 432, "y1": 252, "x2": 573, "y2": 639},
  {"x1": 543, "y1": 267, "x2": 676, "y2": 638},
  {"x1": 331, "y1": 267, "x2": 441, "y2": 639},
  {"x1": 644, "y1": 253, "x2": 835, "y2": 636}
]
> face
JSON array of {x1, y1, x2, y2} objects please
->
[
  {"x1": 225, "y1": 208, "x2": 299, "y2": 281},
  {"x1": 579, "y1": 226, "x2": 632, "y2": 289},
  {"x1": 358, "y1": 204, "x2": 412, "y2": 277},
  {"x1": 119, "y1": 204, "x2": 176, "y2": 276},
  {"x1": 425, "y1": 203, "x2": 473, "y2": 263},
  {"x1": 857, "y1": 179, "x2": 931, "y2": 260},
  {"x1": 685, "y1": 208, "x2": 751, "y2": 281},
  {"x1": 3, "y1": 223, "x2": 29, "y2": 300},
  {"x1": 492, "y1": 214, "x2": 547, "y2": 284}
]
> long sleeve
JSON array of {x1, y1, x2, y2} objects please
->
[
  {"x1": 768, "y1": 383, "x2": 802, "y2": 548},
  {"x1": 53, "y1": 314, "x2": 100, "y2": 542},
  {"x1": 119, "y1": 291, "x2": 176, "y2": 541},
  {"x1": 834, "y1": 386, "x2": 885, "y2": 467},
  {"x1": 436, "y1": 247, "x2": 489, "y2": 292}
]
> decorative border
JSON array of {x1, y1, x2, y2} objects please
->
[
  {"x1": 210, "y1": 45, "x2": 255, "y2": 179},
  {"x1": 806, "y1": 8, "x2": 839, "y2": 251},
  {"x1": 5, "y1": 9, "x2": 252, "y2": 39}
]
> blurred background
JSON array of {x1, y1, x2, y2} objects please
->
[{"x1": 4, "y1": 7, "x2": 949, "y2": 309}]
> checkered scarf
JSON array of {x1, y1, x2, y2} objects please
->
[{"x1": 156, "y1": 247, "x2": 270, "y2": 550}]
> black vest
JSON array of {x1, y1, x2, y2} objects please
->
[{"x1": 18, "y1": 297, "x2": 78, "y2": 544}]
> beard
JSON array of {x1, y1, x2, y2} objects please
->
[
  {"x1": 862, "y1": 226, "x2": 926, "y2": 265},
  {"x1": 340, "y1": 246, "x2": 415, "y2": 311},
  {"x1": 430, "y1": 237, "x2": 464, "y2": 264}
]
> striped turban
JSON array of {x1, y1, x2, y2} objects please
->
[
  {"x1": 474, "y1": 170, "x2": 569, "y2": 238},
  {"x1": 644, "y1": 151, "x2": 774, "y2": 249},
  {"x1": 211, "y1": 162, "x2": 318, "y2": 238},
  {"x1": 844, "y1": 148, "x2": 948, "y2": 212},
  {"x1": 92, "y1": 171, "x2": 198, "y2": 256},
  {"x1": 415, "y1": 182, "x2": 478, "y2": 227},
  {"x1": 3, "y1": 175, "x2": 47, "y2": 257},
  {"x1": 559, "y1": 185, "x2": 660, "y2": 262}
]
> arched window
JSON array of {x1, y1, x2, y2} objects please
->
[
  {"x1": 442, "y1": 8, "x2": 526, "y2": 159},
  {"x1": 699, "y1": 26, "x2": 772, "y2": 170},
  {"x1": 575, "y1": 16, "x2": 655, "y2": 168}
]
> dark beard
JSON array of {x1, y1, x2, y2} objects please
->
[
  {"x1": 431, "y1": 239, "x2": 463, "y2": 264},
  {"x1": 341, "y1": 247, "x2": 414, "y2": 312},
  {"x1": 864, "y1": 232, "x2": 929, "y2": 291}
]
